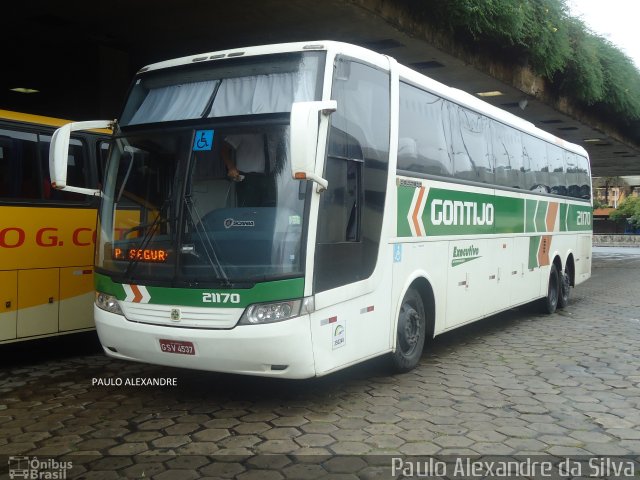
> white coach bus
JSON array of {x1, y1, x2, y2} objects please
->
[{"x1": 50, "y1": 41, "x2": 592, "y2": 378}]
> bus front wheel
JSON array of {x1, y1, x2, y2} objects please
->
[
  {"x1": 390, "y1": 288, "x2": 426, "y2": 372},
  {"x1": 539, "y1": 264, "x2": 560, "y2": 314}
]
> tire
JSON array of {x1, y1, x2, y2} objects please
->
[
  {"x1": 557, "y1": 270, "x2": 571, "y2": 309},
  {"x1": 539, "y1": 264, "x2": 560, "y2": 314},
  {"x1": 390, "y1": 288, "x2": 426, "y2": 373}
]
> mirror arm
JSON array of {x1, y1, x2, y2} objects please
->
[{"x1": 294, "y1": 171, "x2": 328, "y2": 192}]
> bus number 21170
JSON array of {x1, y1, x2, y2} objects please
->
[{"x1": 202, "y1": 292, "x2": 241, "y2": 304}]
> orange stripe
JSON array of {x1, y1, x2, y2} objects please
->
[
  {"x1": 546, "y1": 202, "x2": 559, "y2": 232},
  {"x1": 538, "y1": 235, "x2": 551, "y2": 267},
  {"x1": 412, "y1": 187, "x2": 425, "y2": 236},
  {"x1": 130, "y1": 285, "x2": 143, "y2": 303}
]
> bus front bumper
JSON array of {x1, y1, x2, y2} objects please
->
[{"x1": 94, "y1": 306, "x2": 316, "y2": 379}]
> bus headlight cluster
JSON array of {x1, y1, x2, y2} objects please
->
[
  {"x1": 239, "y1": 297, "x2": 314, "y2": 325},
  {"x1": 95, "y1": 292, "x2": 124, "y2": 315}
]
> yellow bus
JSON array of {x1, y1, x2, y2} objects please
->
[{"x1": 0, "y1": 110, "x2": 110, "y2": 343}]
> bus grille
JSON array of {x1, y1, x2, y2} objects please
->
[{"x1": 120, "y1": 302, "x2": 242, "y2": 329}]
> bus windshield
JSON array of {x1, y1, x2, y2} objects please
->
[
  {"x1": 120, "y1": 52, "x2": 325, "y2": 126},
  {"x1": 96, "y1": 51, "x2": 326, "y2": 286},
  {"x1": 97, "y1": 123, "x2": 307, "y2": 286}
]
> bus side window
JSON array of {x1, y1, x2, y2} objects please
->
[
  {"x1": 39, "y1": 135, "x2": 88, "y2": 202},
  {"x1": 450, "y1": 105, "x2": 493, "y2": 184},
  {"x1": 576, "y1": 155, "x2": 592, "y2": 200},
  {"x1": 0, "y1": 136, "x2": 14, "y2": 197},
  {"x1": 318, "y1": 127, "x2": 363, "y2": 243},
  {"x1": 397, "y1": 82, "x2": 452, "y2": 176},
  {"x1": 522, "y1": 134, "x2": 550, "y2": 194},
  {"x1": 0, "y1": 129, "x2": 41, "y2": 200},
  {"x1": 547, "y1": 143, "x2": 567, "y2": 196},
  {"x1": 98, "y1": 140, "x2": 112, "y2": 186},
  {"x1": 490, "y1": 120, "x2": 524, "y2": 189}
]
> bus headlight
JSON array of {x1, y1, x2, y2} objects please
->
[
  {"x1": 239, "y1": 297, "x2": 314, "y2": 325},
  {"x1": 95, "y1": 292, "x2": 124, "y2": 315}
]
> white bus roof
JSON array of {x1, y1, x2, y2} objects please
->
[{"x1": 138, "y1": 40, "x2": 588, "y2": 158}]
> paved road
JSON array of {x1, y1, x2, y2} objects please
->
[{"x1": 1, "y1": 247, "x2": 639, "y2": 478}]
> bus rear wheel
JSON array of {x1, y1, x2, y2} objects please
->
[
  {"x1": 557, "y1": 270, "x2": 571, "y2": 309},
  {"x1": 390, "y1": 288, "x2": 426, "y2": 373},
  {"x1": 539, "y1": 264, "x2": 560, "y2": 314}
]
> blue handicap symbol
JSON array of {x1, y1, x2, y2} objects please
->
[
  {"x1": 193, "y1": 130, "x2": 214, "y2": 151},
  {"x1": 393, "y1": 244, "x2": 402, "y2": 263}
]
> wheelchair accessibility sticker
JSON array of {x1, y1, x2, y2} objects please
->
[
  {"x1": 393, "y1": 244, "x2": 402, "y2": 263},
  {"x1": 193, "y1": 130, "x2": 214, "y2": 151}
]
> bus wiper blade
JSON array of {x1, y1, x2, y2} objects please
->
[
  {"x1": 184, "y1": 194, "x2": 231, "y2": 287},
  {"x1": 124, "y1": 197, "x2": 172, "y2": 280}
]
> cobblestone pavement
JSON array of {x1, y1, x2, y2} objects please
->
[{"x1": 1, "y1": 247, "x2": 639, "y2": 478}]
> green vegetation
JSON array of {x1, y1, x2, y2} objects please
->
[
  {"x1": 401, "y1": 0, "x2": 640, "y2": 140},
  {"x1": 609, "y1": 196, "x2": 640, "y2": 228},
  {"x1": 592, "y1": 197, "x2": 607, "y2": 210}
]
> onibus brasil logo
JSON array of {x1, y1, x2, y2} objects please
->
[{"x1": 8, "y1": 456, "x2": 72, "y2": 479}]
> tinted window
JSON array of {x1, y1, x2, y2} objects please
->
[
  {"x1": 315, "y1": 58, "x2": 390, "y2": 293},
  {"x1": 490, "y1": 120, "x2": 524, "y2": 189},
  {"x1": 0, "y1": 129, "x2": 39, "y2": 199},
  {"x1": 450, "y1": 105, "x2": 493, "y2": 183},
  {"x1": 576, "y1": 155, "x2": 591, "y2": 200},
  {"x1": 522, "y1": 134, "x2": 549, "y2": 193},
  {"x1": 398, "y1": 83, "x2": 451, "y2": 176},
  {"x1": 320, "y1": 126, "x2": 363, "y2": 244},
  {"x1": 547, "y1": 143, "x2": 566, "y2": 196},
  {"x1": 0, "y1": 128, "x2": 89, "y2": 203},
  {"x1": 564, "y1": 152, "x2": 581, "y2": 198}
]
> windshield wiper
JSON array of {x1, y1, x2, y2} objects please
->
[
  {"x1": 183, "y1": 194, "x2": 231, "y2": 287},
  {"x1": 123, "y1": 196, "x2": 172, "y2": 280}
]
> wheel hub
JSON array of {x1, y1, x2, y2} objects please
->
[{"x1": 399, "y1": 305, "x2": 421, "y2": 352}]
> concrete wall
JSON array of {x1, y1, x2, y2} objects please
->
[{"x1": 593, "y1": 234, "x2": 640, "y2": 246}]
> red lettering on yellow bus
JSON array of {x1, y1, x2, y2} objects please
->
[
  {"x1": 0, "y1": 228, "x2": 25, "y2": 248},
  {"x1": 36, "y1": 227, "x2": 59, "y2": 247},
  {"x1": 72, "y1": 228, "x2": 94, "y2": 246}
]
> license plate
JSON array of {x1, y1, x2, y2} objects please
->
[{"x1": 159, "y1": 339, "x2": 195, "y2": 355}]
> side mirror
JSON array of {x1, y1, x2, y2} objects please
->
[
  {"x1": 290, "y1": 100, "x2": 336, "y2": 192},
  {"x1": 50, "y1": 120, "x2": 113, "y2": 197}
]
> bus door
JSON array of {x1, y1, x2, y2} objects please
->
[{"x1": 308, "y1": 56, "x2": 393, "y2": 374}]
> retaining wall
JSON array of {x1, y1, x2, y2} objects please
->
[{"x1": 593, "y1": 234, "x2": 640, "y2": 246}]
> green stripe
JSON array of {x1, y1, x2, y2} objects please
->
[
  {"x1": 534, "y1": 200, "x2": 548, "y2": 233},
  {"x1": 525, "y1": 200, "x2": 537, "y2": 233},
  {"x1": 493, "y1": 194, "x2": 524, "y2": 234},
  {"x1": 528, "y1": 236, "x2": 541, "y2": 269},
  {"x1": 397, "y1": 185, "x2": 415, "y2": 237},
  {"x1": 452, "y1": 256, "x2": 481, "y2": 267},
  {"x1": 396, "y1": 181, "x2": 591, "y2": 237},
  {"x1": 95, "y1": 273, "x2": 305, "y2": 308},
  {"x1": 565, "y1": 204, "x2": 592, "y2": 231},
  {"x1": 560, "y1": 203, "x2": 568, "y2": 232}
]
